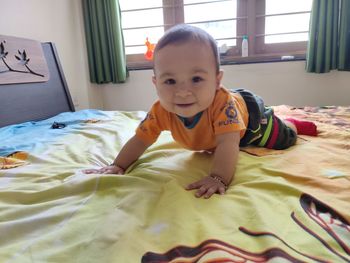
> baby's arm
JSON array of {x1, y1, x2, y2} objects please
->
[
  {"x1": 84, "y1": 135, "x2": 151, "y2": 174},
  {"x1": 186, "y1": 131, "x2": 240, "y2": 198}
]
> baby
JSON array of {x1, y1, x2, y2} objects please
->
[{"x1": 84, "y1": 24, "x2": 317, "y2": 199}]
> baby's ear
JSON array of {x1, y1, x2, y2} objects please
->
[
  {"x1": 216, "y1": 70, "x2": 224, "y2": 89},
  {"x1": 152, "y1": 75, "x2": 157, "y2": 86}
]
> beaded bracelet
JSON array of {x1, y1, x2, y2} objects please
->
[{"x1": 209, "y1": 174, "x2": 228, "y2": 189}]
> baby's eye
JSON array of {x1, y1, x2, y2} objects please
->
[
  {"x1": 164, "y1": 79, "x2": 176, "y2": 85},
  {"x1": 192, "y1": 76, "x2": 203, "y2": 83}
]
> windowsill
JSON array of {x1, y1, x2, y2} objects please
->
[
  {"x1": 127, "y1": 52, "x2": 306, "y2": 71},
  {"x1": 220, "y1": 52, "x2": 306, "y2": 66}
]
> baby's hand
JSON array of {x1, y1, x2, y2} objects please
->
[
  {"x1": 186, "y1": 174, "x2": 228, "y2": 199},
  {"x1": 83, "y1": 165, "x2": 125, "y2": 175}
]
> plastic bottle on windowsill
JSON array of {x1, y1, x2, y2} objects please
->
[{"x1": 241, "y1": 35, "x2": 248, "y2": 57}]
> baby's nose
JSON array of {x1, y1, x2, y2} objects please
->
[{"x1": 176, "y1": 89, "x2": 192, "y2": 98}]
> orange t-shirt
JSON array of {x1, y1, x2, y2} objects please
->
[{"x1": 136, "y1": 87, "x2": 249, "y2": 151}]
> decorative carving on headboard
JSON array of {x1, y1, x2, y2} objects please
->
[{"x1": 0, "y1": 35, "x2": 49, "y2": 84}]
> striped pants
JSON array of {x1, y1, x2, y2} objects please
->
[{"x1": 232, "y1": 89, "x2": 297, "y2": 150}]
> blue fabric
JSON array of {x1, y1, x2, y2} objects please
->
[
  {"x1": 177, "y1": 111, "x2": 203, "y2": 129},
  {"x1": 0, "y1": 110, "x2": 111, "y2": 156}
]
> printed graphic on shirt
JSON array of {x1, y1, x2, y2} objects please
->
[
  {"x1": 218, "y1": 101, "x2": 240, "y2": 127},
  {"x1": 138, "y1": 113, "x2": 155, "y2": 133}
]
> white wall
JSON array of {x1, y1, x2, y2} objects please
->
[
  {"x1": 221, "y1": 62, "x2": 350, "y2": 107},
  {"x1": 102, "y1": 61, "x2": 350, "y2": 111},
  {"x1": 1, "y1": 0, "x2": 349, "y2": 112},
  {"x1": 0, "y1": 0, "x2": 102, "y2": 109}
]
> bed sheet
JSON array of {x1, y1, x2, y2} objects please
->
[{"x1": 0, "y1": 107, "x2": 349, "y2": 262}]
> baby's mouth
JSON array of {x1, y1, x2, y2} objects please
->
[{"x1": 176, "y1": 103, "x2": 195, "y2": 108}]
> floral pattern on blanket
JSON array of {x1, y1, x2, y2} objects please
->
[
  {"x1": 142, "y1": 193, "x2": 350, "y2": 263},
  {"x1": 275, "y1": 105, "x2": 350, "y2": 130}
]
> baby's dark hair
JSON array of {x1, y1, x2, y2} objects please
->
[{"x1": 153, "y1": 24, "x2": 220, "y2": 73}]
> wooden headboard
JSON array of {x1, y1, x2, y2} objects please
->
[{"x1": 0, "y1": 42, "x2": 75, "y2": 128}]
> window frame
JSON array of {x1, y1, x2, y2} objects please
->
[{"x1": 122, "y1": 0, "x2": 310, "y2": 69}]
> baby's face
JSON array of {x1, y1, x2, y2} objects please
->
[{"x1": 152, "y1": 39, "x2": 223, "y2": 119}]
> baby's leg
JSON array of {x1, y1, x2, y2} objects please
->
[{"x1": 264, "y1": 115, "x2": 297, "y2": 150}]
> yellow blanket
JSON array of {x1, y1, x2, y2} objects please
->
[{"x1": 0, "y1": 107, "x2": 349, "y2": 262}]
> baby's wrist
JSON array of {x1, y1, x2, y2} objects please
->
[
  {"x1": 110, "y1": 161, "x2": 123, "y2": 169},
  {"x1": 209, "y1": 173, "x2": 230, "y2": 189}
]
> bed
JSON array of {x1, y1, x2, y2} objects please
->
[{"x1": 0, "y1": 37, "x2": 349, "y2": 263}]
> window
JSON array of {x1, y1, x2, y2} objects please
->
[{"x1": 119, "y1": 0, "x2": 312, "y2": 69}]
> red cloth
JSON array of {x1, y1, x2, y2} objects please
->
[{"x1": 285, "y1": 118, "x2": 317, "y2": 136}]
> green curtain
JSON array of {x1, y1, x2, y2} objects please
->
[
  {"x1": 306, "y1": 0, "x2": 350, "y2": 73},
  {"x1": 82, "y1": 0, "x2": 128, "y2": 83}
]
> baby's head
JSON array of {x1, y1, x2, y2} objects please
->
[
  {"x1": 152, "y1": 24, "x2": 223, "y2": 119},
  {"x1": 153, "y1": 24, "x2": 220, "y2": 73}
]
